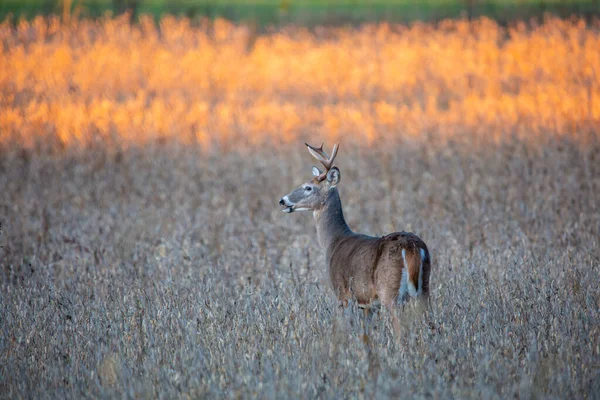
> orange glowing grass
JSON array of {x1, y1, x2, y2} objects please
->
[{"x1": 0, "y1": 16, "x2": 598, "y2": 150}]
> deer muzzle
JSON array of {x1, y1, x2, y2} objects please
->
[{"x1": 279, "y1": 196, "x2": 295, "y2": 213}]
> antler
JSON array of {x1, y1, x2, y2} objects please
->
[{"x1": 305, "y1": 142, "x2": 340, "y2": 181}]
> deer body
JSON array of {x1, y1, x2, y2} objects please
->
[
  {"x1": 280, "y1": 143, "x2": 431, "y2": 310},
  {"x1": 315, "y1": 186, "x2": 430, "y2": 308}
]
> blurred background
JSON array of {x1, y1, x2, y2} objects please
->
[
  {"x1": 1, "y1": 0, "x2": 599, "y2": 399},
  {"x1": 0, "y1": 0, "x2": 598, "y2": 150},
  {"x1": 2, "y1": 0, "x2": 600, "y2": 25}
]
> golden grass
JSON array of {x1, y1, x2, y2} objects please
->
[{"x1": 1, "y1": 15, "x2": 598, "y2": 150}]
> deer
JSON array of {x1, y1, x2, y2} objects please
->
[{"x1": 279, "y1": 143, "x2": 431, "y2": 317}]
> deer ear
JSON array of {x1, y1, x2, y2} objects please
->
[
  {"x1": 327, "y1": 167, "x2": 340, "y2": 186},
  {"x1": 312, "y1": 166, "x2": 322, "y2": 177}
]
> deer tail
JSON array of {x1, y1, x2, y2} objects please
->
[{"x1": 402, "y1": 247, "x2": 427, "y2": 297}]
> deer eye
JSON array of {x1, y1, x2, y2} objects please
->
[{"x1": 304, "y1": 186, "x2": 312, "y2": 192}]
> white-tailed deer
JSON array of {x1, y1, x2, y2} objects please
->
[{"x1": 279, "y1": 143, "x2": 431, "y2": 312}]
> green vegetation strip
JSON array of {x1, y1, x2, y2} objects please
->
[{"x1": 1, "y1": 0, "x2": 599, "y2": 24}]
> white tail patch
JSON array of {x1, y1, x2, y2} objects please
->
[
  {"x1": 418, "y1": 248, "x2": 425, "y2": 296},
  {"x1": 398, "y1": 249, "x2": 409, "y2": 302}
]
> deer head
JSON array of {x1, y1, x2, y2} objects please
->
[{"x1": 279, "y1": 143, "x2": 340, "y2": 213}]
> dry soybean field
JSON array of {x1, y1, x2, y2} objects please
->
[{"x1": 0, "y1": 15, "x2": 599, "y2": 399}]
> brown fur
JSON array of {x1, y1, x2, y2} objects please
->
[
  {"x1": 328, "y1": 231, "x2": 430, "y2": 308},
  {"x1": 279, "y1": 143, "x2": 432, "y2": 311}
]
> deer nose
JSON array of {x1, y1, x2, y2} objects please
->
[{"x1": 279, "y1": 198, "x2": 285, "y2": 206}]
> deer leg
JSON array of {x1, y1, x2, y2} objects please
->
[
  {"x1": 379, "y1": 301, "x2": 403, "y2": 341},
  {"x1": 338, "y1": 297, "x2": 359, "y2": 329},
  {"x1": 419, "y1": 293, "x2": 436, "y2": 331},
  {"x1": 361, "y1": 306, "x2": 370, "y2": 344}
]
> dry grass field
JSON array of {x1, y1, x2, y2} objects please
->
[{"x1": 1, "y1": 15, "x2": 599, "y2": 399}]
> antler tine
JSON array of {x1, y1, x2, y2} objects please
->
[
  {"x1": 305, "y1": 142, "x2": 340, "y2": 170},
  {"x1": 305, "y1": 142, "x2": 328, "y2": 164},
  {"x1": 325, "y1": 143, "x2": 339, "y2": 169}
]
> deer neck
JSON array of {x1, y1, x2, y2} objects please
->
[{"x1": 314, "y1": 188, "x2": 352, "y2": 251}]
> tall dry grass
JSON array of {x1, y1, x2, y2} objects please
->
[{"x1": 0, "y1": 15, "x2": 599, "y2": 400}]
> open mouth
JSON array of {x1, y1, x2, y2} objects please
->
[{"x1": 280, "y1": 197, "x2": 295, "y2": 213}]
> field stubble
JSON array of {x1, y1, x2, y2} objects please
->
[{"x1": 0, "y1": 14, "x2": 599, "y2": 400}]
